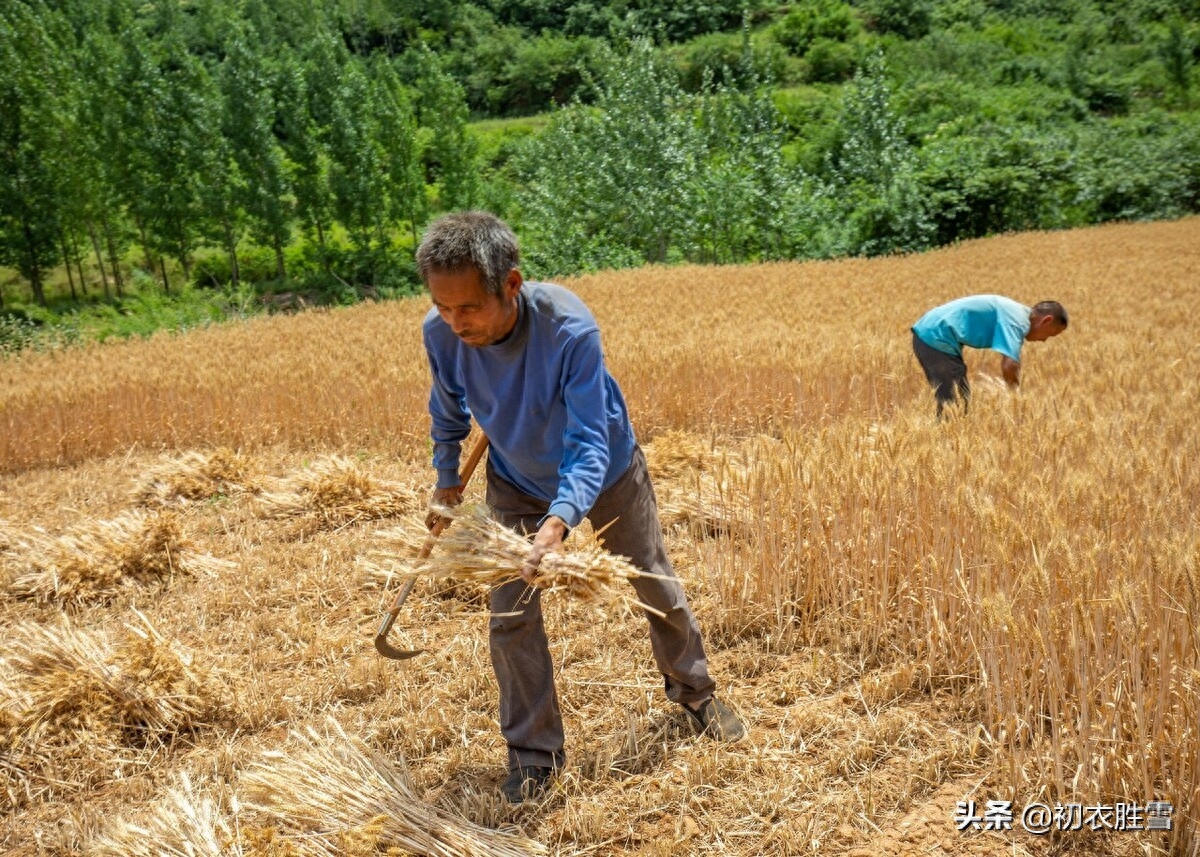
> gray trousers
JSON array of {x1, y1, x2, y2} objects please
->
[
  {"x1": 912, "y1": 330, "x2": 970, "y2": 417},
  {"x1": 486, "y1": 445, "x2": 716, "y2": 770}
]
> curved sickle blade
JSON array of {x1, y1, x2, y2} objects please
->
[
  {"x1": 373, "y1": 433, "x2": 489, "y2": 662},
  {"x1": 374, "y1": 611, "x2": 422, "y2": 659}
]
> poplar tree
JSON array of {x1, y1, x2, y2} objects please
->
[
  {"x1": 415, "y1": 47, "x2": 479, "y2": 212},
  {"x1": 0, "y1": 1, "x2": 70, "y2": 305},
  {"x1": 326, "y1": 56, "x2": 388, "y2": 257},
  {"x1": 370, "y1": 55, "x2": 425, "y2": 250},
  {"x1": 222, "y1": 31, "x2": 294, "y2": 280}
]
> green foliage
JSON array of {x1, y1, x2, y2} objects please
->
[
  {"x1": 859, "y1": 0, "x2": 932, "y2": 39},
  {"x1": 773, "y1": 0, "x2": 861, "y2": 56},
  {"x1": 918, "y1": 128, "x2": 1076, "y2": 242},
  {"x1": 1072, "y1": 112, "x2": 1200, "y2": 220},
  {"x1": 819, "y1": 53, "x2": 934, "y2": 255},
  {"x1": 416, "y1": 47, "x2": 481, "y2": 210},
  {"x1": 516, "y1": 39, "x2": 701, "y2": 272},
  {"x1": 673, "y1": 29, "x2": 791, "y2": 91},
  {"x1": 2, "y1": 0, "x2": 1200, "y2": 346}
]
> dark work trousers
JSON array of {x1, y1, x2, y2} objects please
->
[
  {"x1": 485, "y1": 445, "x2": 716, "y2": 771},
  {"x1": 912, "y1": 330, "x2": 970, "y2": 417}
]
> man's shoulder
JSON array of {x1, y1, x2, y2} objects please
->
[{"x1": 524, "y1": 282, "x2": 597, "y2": 332}]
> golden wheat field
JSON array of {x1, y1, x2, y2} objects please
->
[{"x1": 1, "y1": 218, "x2": 1197, "y2": 856}]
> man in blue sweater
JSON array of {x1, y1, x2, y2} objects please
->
[
  {"x1": 416, "y1": 211, "x2": 744, "y2": 804},
  {"x1": 911, "y1": 295, "x2": 1068, "y2": 418}
]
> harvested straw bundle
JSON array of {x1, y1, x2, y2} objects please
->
[
  {"x1": 90, "y1": 772, "x2": 247, "y2": 857},
  {"x1": 5, "y1": 510, "x2": 232, "y2": 604},
  {"x1": 658, "y1": 469, "x2": 756, "y2": 540},
  {"x1": 643, "y1": 429, "x2": 713, "y2": 480},
  {"x1": 0, "y1": 612, "x2": 233, "y2": 799},
  {"x1": 135, "y1": 447, "x2": 260, "y2": 505},
  {"x1": 363, "y1": 503, "x2": 664, "y2": 617},
  {"x1": 256, "y1": 456, "x2": 420, "y2": 531},
  {"x1": 240, "y1": 718, "x2": 546, "y2": 857}
]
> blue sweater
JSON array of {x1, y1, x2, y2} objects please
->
[{"x1": 423, "y1": 282, "x2": 637, "y2": 528}]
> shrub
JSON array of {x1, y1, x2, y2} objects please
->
[{"x1": 773, "y1": 0, "x2": 861, "y2": 56}]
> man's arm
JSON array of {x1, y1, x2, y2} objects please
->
[
  {"x1": 1000, "y1": 355, "x2": 1020, "y2": 388},
  {"x1": 425, "y1": 340, "x2": 472, "y2": 529},
  {"x1": 524, "y1": 330, "x2": 612, "y2": 579}
]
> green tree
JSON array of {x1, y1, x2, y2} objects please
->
[
  {"x1": 222, "y1": 31, "x2": 294, "y2": 281},
  {"x1": 0, "y1": 1, "x2": 80, "y2": 306},
  {"x1": 823, "y1": 53, "x2": 934, "y2": 255},
  {"x1": 326, "y1": 56, "x2": 389, "y2": 254},
  {"x1": 77, "y1": 25, "x2": 133, "y2": 298},
  {"x1": 517, "y1": 39, "x2": 701, "y2": 272},
  {"x1": 416, "y1": 47, "x2": 480, "y2": 211},
  {"x1": 370, "y1": 56, "x2": 426, "y2": 249}
]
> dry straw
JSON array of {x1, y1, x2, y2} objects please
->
[
  {"x1": 240, "y1": 718, "x2": 546, "y2": 857},
  {"x1": 89, "y1": 772, "x2": 244, "y2": 857},
  {"x1": 1, "y1": 612, "x2": 233, "y2": 802},
  {"x1": 642, "y1": 428, "x2": 713, "y2": 480},
  {"x1": 5, "y1": 510, "x2": 233, "y2": 604},
  {"x1": 256, "y1": 455, "x2": 420, "y2": 532},
  {"x1": 364, "y1": 503, "x2": 664, "y2": 617},
  {"x1": 135, "y1": 447, "x2": 260, "y2": 505}
]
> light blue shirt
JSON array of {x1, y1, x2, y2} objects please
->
[
  {"x1": 424, "y1": 282, "x2": 636, "y2": 528},
  {"x1": 912, "y1": 295, "x2": 1031, "y2": 362}
]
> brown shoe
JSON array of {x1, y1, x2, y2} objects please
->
[{"x1": 682, "y1": 696, "x2": 746, "y2": 742}]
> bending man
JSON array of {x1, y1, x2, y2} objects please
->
[
  {"x1": 911, "y1": 294, "x2": 1068, "y2": 417},
  {"x1": 417, "y1": 211, "x2": 745, "y2": 804}
]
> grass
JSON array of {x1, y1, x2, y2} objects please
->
[{"x1": 1, "y1": 217, "x2": 1195, "y2": 855}]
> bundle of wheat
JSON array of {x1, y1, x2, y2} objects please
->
[
  {"x1": 256, "y1": 457, "x2": 420, "y2": 531},
  {"x1": 643, "y1": 429, "x2": 713, "y2": 480},
  {"x1": 136, "y1": 448, "x2": 260, "y2": 505},
  {"x1": 657, "y1": 469, "x2": 756, "y2": 540},
  {"x1": 5, "y1": 510, "x2": 233, "y2": 604},
  {"x1": 89, "y1": 772, "x2": 245, "y2": 857},
  {"x1": 1, "y1": 613, "x2": 233, "y2": 799},
  {"x1": 363, "y1": 503, "x2": 665, "y2": 617},
  {"x1": 240, "y1": 718, "x2": 546, "y2": 857}
]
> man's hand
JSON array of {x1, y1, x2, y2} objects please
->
[
  {"x1": 522, "y1": 516, "x2": 568, "y2": 584},
  {"x1": 426, "y1": 485, "x2": 464, "y2": 531},
  {"x1": 1000, "y1": 356, "x2": 1021, "y2": 389}
]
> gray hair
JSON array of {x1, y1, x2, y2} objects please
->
[
  {"x1": 415, "y1": 211, "x2": 520, "y2": 297},
  {"x1": 1032, "y1": 300, "x2": 1068, "y2": 328}
]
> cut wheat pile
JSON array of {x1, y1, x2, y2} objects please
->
[
  {"x1": 4, "y1": 510, "x2": 233, "y2": 604},
  {"x1": 238, "y1": 718, "x2": 546, "y2": 857},
  {"x1": 89, "y1": 772, "x2": 244, "y2": 857},
  {"x1": 256, "y1": 456, "x2": 420, "y2": 531},
  {"x1": 0, "y1": 612, "x2": 234, "y2": 805},
  {"x1": 135, "y1": 448, "x2": 261, "y2": 505},
  {"x1": 364, "y1": 503, "x2": 664, "y2": 616}
]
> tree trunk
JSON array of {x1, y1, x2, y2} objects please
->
[
  {"x1": 273, "y1": 234, "x2": 285, "y2": 280},
  {"x1": 88, "y1": 222, "x2": 111, "y2": 300},
  {"x1": 71, "y1": 230, "x2": 88, "y2": 296},
  {"x1": 160, "y1": 256, "x2": 171, "y2": 294},
  {"x1": 224, "y1": 218, "x2": 240, "y2": 287},
  {"x1": 315, "y1": 219, "x2": 330, "y2": 273},
  {"x1": 136, "y1": 217, "x2": 153, "y2": 276},
  {"x1": 22, "y1": 218, "x2": 46, "y2": 305},
  {"x1": 60, "y1": 229, "x2": 78, "y2": 301},
  {"x1": 179, "y1": 253, "x2": 191, "y2": 285},
  {"x1": 102, "y1": 213, "x2": 124, "y2": 297}
]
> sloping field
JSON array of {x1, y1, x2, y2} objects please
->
[{"x1": 1, "y1": 219, "x2": 1196, "y2": 855}]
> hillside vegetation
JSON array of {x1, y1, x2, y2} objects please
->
[
  {"x1": 1, "y1": 219, "x2": 1195, "y2": 855},
  {"x1": 2, "y1": 0, "x2": 1198, "y2": 346}
]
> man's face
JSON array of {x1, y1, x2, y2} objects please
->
[
  {"x1": 427, "y1": 266, "x2": 522, "y2": 347},
  {"x1": 1026, "y1": 315, "x2": 1067, "y2": 342}
]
